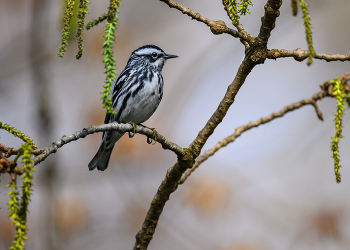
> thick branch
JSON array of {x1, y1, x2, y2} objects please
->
[
  {"x1": 133, "y1": 158, "x2": 192, "y2": 250},
  {"x1": 268, "y1": 48, "x2": 350, "y2": 62},
  {"x1": 188, "y1": 0, "x2": 282, "y2": 159},
  {"x1": 179, "y1": 90, "x2": 328, "y2": 184},
  {"x1": 134, "y1": 1, "x2": 283, "y2": 248},
  {"x1": 258, "y1": 0, "x2": 282, "y2": 45},
  {"x1": 33, "y1": 122, "x2": 184, "y2": 166},
  {"x1": 159, "y1": 0, "x2": 250, "y2": 41},
  {"x1": 188, "y1": 58, "x2": 254, "y2": 159}
]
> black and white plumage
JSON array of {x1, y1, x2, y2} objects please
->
[{"x1": 88, "y1": 45, "x2": 178, "y2": 171}]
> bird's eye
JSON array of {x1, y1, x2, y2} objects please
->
[{"x1": 151, "y1": 52, "x2": 158, "y2": 58}]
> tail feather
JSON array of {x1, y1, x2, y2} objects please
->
[{"x1": 88, "y1": 131, "x2": 124, "y2": 171}]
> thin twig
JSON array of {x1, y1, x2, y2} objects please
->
[
  {"x1": 268, "y1": 48, "x2": 350, "y2": 62},
  {"x1": 179, "y1": 90, "x2": 328, "y2": 184},
  {"x1": 0, "y1": 152, "x2": 12, "y2": 173},
  {"x1": 0, "y1": 143, "x2": 43, "y2": 156},
  {"x1": 33, "y1": 122, "x2": 184, "y2": 166},
  {"x1": 159, "y1": 0, "x2": 250, "y2": 42}
]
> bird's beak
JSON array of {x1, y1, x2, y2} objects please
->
[{"x1": 164, "y1": 54, "x2": 178, "y2": 59}]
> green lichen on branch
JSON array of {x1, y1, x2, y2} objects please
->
[
  {"x1": 224, "y1": 0, "x2": 252, "y2": 25},
  {"x1": 329, "y1": 78, "x2": 346, "y2": 183},
  {"x1": 58, "y1": 0, "x2": 75, "y2": 57},
  {"x1": 101, "y1": 0, "x2": 122, "y2": 114},
  {"x1": 299, "y1": 0, "x2": 314, "y2": 66},
  {"x1": 291, "y1": 0, "x2": 298, "y2": 16},
  {"x1": 0, "y1": 122, "x2": 37, "y2": 149},
  {"x1": 6, "y1": 142, "x2": 34, "y2": 250},
  {"x1": 76, "y1": 0, "x2": 90, "y2": 59}
]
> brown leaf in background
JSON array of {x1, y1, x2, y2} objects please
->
[
  {"x1": 0, "y1": 216, "x2": 15, "y2": 248},
  {"x1": 311, "y1": 210, "x2": 342, "y2": 239},
  {"x1": 55, "y1": 196, "x2": 89, "y2": 243},
  {"x1": 183, "y1": 175, "x2": 232, "y2": 214}
]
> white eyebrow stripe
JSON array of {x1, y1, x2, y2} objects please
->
[{"x1": 134, "y1": 48, "x2": 162, "y2": 56}]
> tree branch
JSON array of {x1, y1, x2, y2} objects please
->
[
  {"x1": 268, "y1": 48, "x2": 350, "y2": 62},
  {"x1": 188, "y1": 57, "x2": 254, "y2": 159},
  {"x1": 0, "y1": 143, "x2": 43, "y2": 156},
  {"x1": 133, "y1": 158, "x2": 192, "y2": 250},
  {"x1": 0, "y1": 150, "x2": 12, "y2": 173},
  {"x1": 179, "y1": 89, "x2": 329, "y2": 184},
  {"x1": 33, "y1": 122, "x2": 185, "y2": 166},
  {"x1": 258, "y1": 0, "x2": 283, "y2": 45},
  {"x1": 133, "y1": 1, "x2": 283, "y2": 248},
  {"x1": 188, "y1": 0, "x2": 283, "y2": 159},
  {"x1": 133, "y1": 43, "x2": 256, "y2": 250},
  {"x1": 159, "y1": 0, "x2": 250, "y2": 42}
]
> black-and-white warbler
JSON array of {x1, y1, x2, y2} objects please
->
[{"x1": 88, "y1": 45, "x2": 178, "y2": 171}]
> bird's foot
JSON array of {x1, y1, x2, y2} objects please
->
[
  {"x1": 128, "y1": 122, "x2": 137, "y2": 138},
  {"x1": 147, "y1": 128, "x2": 158, "y2": 145},
  {"x1": 138, "y1": 124, "x2": 158, "y2": 145}
]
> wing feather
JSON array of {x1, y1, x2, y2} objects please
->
[{"x1": 112, "y1": 67, "x2": 132, "y2": 103}]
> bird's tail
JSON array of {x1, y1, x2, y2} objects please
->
[{"x1": 88, "y1": 131, "x2": 124, "y2": 171}]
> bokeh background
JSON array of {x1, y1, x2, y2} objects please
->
[{"x1": 1, "y1": 0, "x2": 350, "y2": 249}]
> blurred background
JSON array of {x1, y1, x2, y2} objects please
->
[{"x1": 1, "y1": 0, "x2": 350, "y2": 249}]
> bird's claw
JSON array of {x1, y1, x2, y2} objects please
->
[
  {"x1": 128, "y1": 122, "x2": 137, "y2": 138},
  {"x1": 147, "y1": 128, "x2": 158, "y2": 145}
]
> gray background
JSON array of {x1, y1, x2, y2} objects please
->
[{"x1": 1, "y1": 0, "x2": 350, "y2": 249}]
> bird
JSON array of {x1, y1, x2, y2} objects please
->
[{"x1": 88, "y1": 45, "x2": 178, "y2": 171}]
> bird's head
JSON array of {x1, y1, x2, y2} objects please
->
[{"x1": 129, "y1": 44, "x2": 178, "y2": 70}]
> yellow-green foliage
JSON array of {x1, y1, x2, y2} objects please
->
[
  {"x1": 86, "y1": 13, "x2": 108, "y2": 30},
  {"x1": 58, "y1": 0, "x2": 122, "y2": 114},
  {"x1": 6, "y1": 142, "x2": 34, "y2": 250},
  {"x1": 299, "y1": 0, "x2": 314, "y2": 66},
  {"x1": 224, "y1": 0, "x2": 253, "y2": 25},
  {"x1": 291, "y1": 0, "x2": 298, "y2": 16},
  {"x1": 19, "y1": 143, "x2": 35, "y2": 223},
  {"x1": 329, "y1": 78, "x2": 346, "y2": 183},
  {"x1": 76, "y1": 0, "x2": 90, "y2": 59},
  {"x1": 6, "y1": 181, "x2": 27, "y2": 250},
  {"x1": 238, "y1": 0, "x2": 253, "y2": 15},
  {"x1": 0, "y1": 122, "x2": 37, "y2": 149},
  {"x1": 101, "y1": 0, "x2": 122, "y2": 114},
  {"x1": 291, "y1": 0, "x2": 314, "y2": 65},
  {"x1": 58, "y1": 0, "x2": 76, "y2": 57}
]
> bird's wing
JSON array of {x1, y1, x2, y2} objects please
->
[
  {"x1": 112, "y1": 67, "x2": 132, "y2": 102},
  {"x1": 101, "y1": 67, "x2": 132, "y2": 139}
]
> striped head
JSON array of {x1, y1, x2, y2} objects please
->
[{"x1": 127, "y1": 45, "x2": 178, "y2": 70}]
